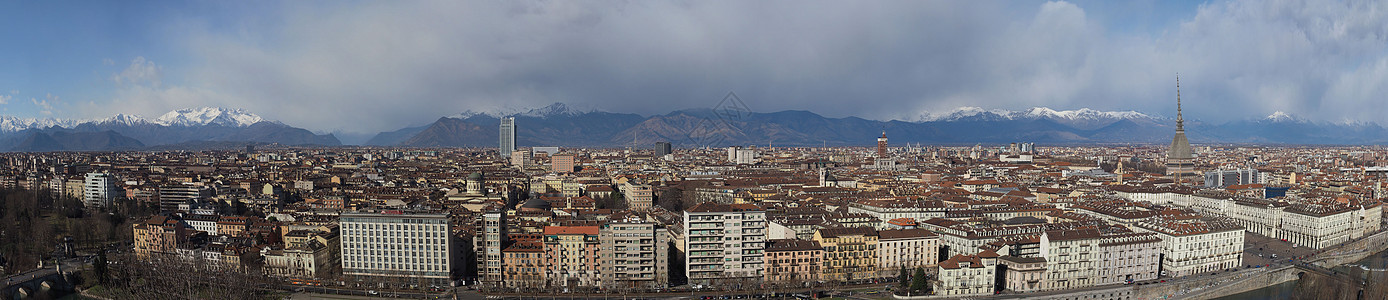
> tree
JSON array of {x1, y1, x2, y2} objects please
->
[
  {"x1": 657, "y1": 187, "x2": 684, "y2": 212},
  {"x1": 898, "y1": 266, "x2": 909, "y2": 290},
  {"x1": 910, "y1": 267, "x2": 928, "y2": 293},
  {"x1": 94, "y1": 247, "x2": 109, "y2": 284},
  {"x1": 611, "y1": 191, "x2": 626, "y2": 208}
]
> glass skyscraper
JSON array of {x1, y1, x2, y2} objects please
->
[{"x1": 499, "y1": 117, "x2": 516, "y2": 158}]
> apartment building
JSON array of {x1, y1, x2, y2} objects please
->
[
  {"x1": 132, "y1": 215, "x2": 194, "y2": 258},
  {"x1": 683, "y1": 202, "x2": 767, "y2": 285},
  {"x1": 481, "y1": 211, "x2": 505, "y2": 286},
  {"x1": 1135, "y1": 217, "x2": 1244, "y2": 277},
  {"x1": 624, "y1": 183, "x2": 654, "y2": 211},
  {"x1": 1095, "y1": 232, "x2": 1161, "y2": 285},
  {"x1": 814, "y1": 227, "x2": 879, "y2": 282},
  {"x1": 764, "y1": 239, "x2": 822, "y2": 285},
  {"x1": 543, "y1": 225, "x2": 601, "y2": 287},
  {"x1": 84, "y1": 172, "x2": 121, "y2": 209},
  {"x1": 264, "y1": 228, "x2": 341, "y2": 279},
  {"x1": 936, "y1": 251, "x2": 999, "y2": 296},
  {"x1": 877, "y1": 228, "x2": 939, "y2": 277},
  {"x1": 502, "y1": 240, "x2": 546, "y2": 289},
  {"x1": 599, "y1": 214, "x2": 670, "y2": 289},
  {"x1": 339, "y1": 212, "x2": 453, "y2": 287}
]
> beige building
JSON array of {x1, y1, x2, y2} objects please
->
[
  {"x1": 502, "y1": 240, "x2": 546, "y2": 289},
  {"x1": 764, "y1": 239, "x2": 822, "y2": 286},
  {"x1": 544, "y1": 225, "x2": 601, "y2": 287},
  {"x1": 599, "y1": 213, "x2": 670, "y2": 289},
  {"x1": 132, "y1": 215, "x2": 194, "y2": 258},
  {"x1": 263, "y1": 230, "x2": 341, "y2": 279},
  {"x1": 877, "y1": 228, "x2": 938, "y2": 277},
  {"x1": 624, "y1": 183, "x2": 654, "y2": 211},
  {"x1": 998, "y1": 255, "x2": 1046, "y2": 292}
]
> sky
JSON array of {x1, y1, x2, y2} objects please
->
[{"x1": 2, "y1": 0, "x2": 1387, "y2": 136}]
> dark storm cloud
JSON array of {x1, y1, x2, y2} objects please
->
[{"x1": 96, "y1": 0, "x2": 1388, "y2": 133}]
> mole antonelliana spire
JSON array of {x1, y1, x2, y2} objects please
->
[{"x1": 1166, "y1": 74, "x2": 1196, "y2": 182}]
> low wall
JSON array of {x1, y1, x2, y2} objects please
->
[
  {"x1": 1165, "y1": 266, "x2": 1301, "y2": 300},
  {"x1": 1308, "y1": 230, "x2": 1388, "y2": 267}
]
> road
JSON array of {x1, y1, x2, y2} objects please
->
[{"x1": 1, "y1": 267, "x2": 58, "y2": 290}]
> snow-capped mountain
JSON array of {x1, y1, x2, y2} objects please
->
[
  {"x1": 0, "y1": 107, "x2": 339, "y2": 151},
  {"x1": 0, "y1": 116, "x2": 81, "y2": 133},
  {"x1": 453, "y1": 102, "x2": 602, "y2": 119},
  {"x1": 453, "y1": 107, "x2": 522, "y2": 119},
  {"x1": 518, "y1": 103, "x2": 598, "y2": 118},
  {"x1": 97, "y1": 113, "x2": 152, "y2": 126},
  {"x1": 1263, "y1": 111, "x2": 1305, "y2": 123},
  {"x1": 915, "y1": 107, "x2": 1155, "y2": 122},
  {"x1": 1017, "y1": 107, "x2": 1151, "y2": 120},
  {"x1": 154, "y1": 107, "x2": 264, "y2": 127}
]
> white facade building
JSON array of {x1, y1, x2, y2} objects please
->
[
  {"x1": 1134, "y1": 217, "x2": 1244, "y2": 277},
  {"x1": 1117, "y1": 189, "x2": 1380, "y2": 249},
  {"x1": 877, "y1": 228, "x2": 939, "y2": 277},
  {"x1": 683, "y1": 202, "x2": 766, "y2": 285},
  {"x1": 340, "y1": 212, "x2": 453, "y2": 286},
  {"x1": 83, "y1": 172, "x2": 120, "y2": 209}
]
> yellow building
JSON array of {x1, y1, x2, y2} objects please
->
[{"x1": 813, "y1": 227, "x2": 878, "y2": 282}]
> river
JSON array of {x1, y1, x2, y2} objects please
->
[{"x1": 1215, "y1": 247, "x2": 1388, "y2": 300}]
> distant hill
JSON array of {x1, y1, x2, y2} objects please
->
[
  {"x1": 0, "y1": 107, "x2": 339, "y2": 152},
  {"x1": 376, "y1": 103, "x2": 1388, "y2": 147},
  {"x1": 7, "y1": 130, "x2": 145, "y2": 152}
]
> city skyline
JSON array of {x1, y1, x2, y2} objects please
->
[{"x1": 3, "y1": 0, "x2": 1388, "y2": 136}]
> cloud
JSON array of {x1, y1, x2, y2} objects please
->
[
  {"x1": 76, "y1": 0, "x2": 1388, "y2": 133},
  {"x1": 32, "y1": 94, "x2": 56, "y2": 115},
  {"x1": 0, "y1": 94, "x2": 9, "y2": 105},
  {"x1": 111, "y1": 56, "x2": 161, "y2": 86}
]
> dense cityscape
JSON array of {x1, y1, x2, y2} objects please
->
[
  {"x1": 4, "y1": 91, "x2": 1388, "y2": 299},
  {"x1": 7, "y1": 1, "x2": 1388, "y2": 299}
]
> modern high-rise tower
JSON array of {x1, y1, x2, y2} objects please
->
[
  {"x1": 877, "y1": 131, "x2": 888, "y2": 157},
  {"x1": 1166, "y1": 76, "x2": 1196, "y2": 182},
  {"x1": 654, "y1": 141, "x2": 672, "y2": 157},
  {"x1": 499, "y1": 117, "x2": 516, "y2": 158}
]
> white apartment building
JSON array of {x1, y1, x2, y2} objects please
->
[
  {"x1": 683, "y1": 202, "x2": 766, "y2": 285},
  {"x1": 183, "y1": 214, "x2": 220, "y2": 235},
  {"x1": 877, "y1": 228, "x2": 939, "y2": 277},
  {"x1": 1037, "y1": 229, "x2": 1100, "y2": 291},
  {"x1": 1094, "y1": 232, "x2": 1161, "y2": 285},
  {"x1": 480, "y1": 211, "x2": 505, "y2": 286},
  {"x1": 935, "y1": 251, "x2": 999, "y2": 297},
  {"x1": 340, "y1": 212, "x2": 453, "y2": 286},
  {"x1": 846, "y1": 201, "x2": 947, "y2": 229},
  {"x1": 1118, "y1": 188, "x2": 1380, "y2": 249},
  {"x1": 1134, "y1": 217, "x2": 1244, "y2": 277},
  {"x1": 83, "y1": 172, "x2": 120, "y2": 209}
]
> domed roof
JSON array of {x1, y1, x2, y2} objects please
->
[{"x1": 469, "y1": 172, "x2": 484, "y2": 180}]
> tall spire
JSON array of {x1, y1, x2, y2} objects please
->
[{"x1": 1176, "y1": 74, "x2": 1184, "y2": 131}]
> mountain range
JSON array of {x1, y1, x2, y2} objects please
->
[
  {"x1": 5, "y1": 103, "x2": 1388, "y2": 152},
  {"x1": 0, "y1": 107, "x2": 339, "y2": 151},
  {"x1": 365, "y1": 103, "x2": 1388, "y2": 148}
]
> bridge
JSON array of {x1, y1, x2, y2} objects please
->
[{"x1": 1, "y1": 266, "x2": 73, "y2": 299}]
